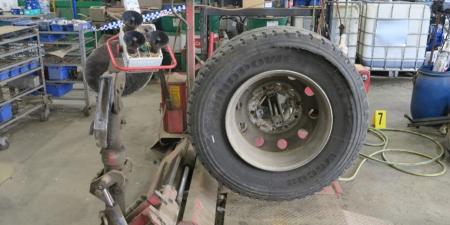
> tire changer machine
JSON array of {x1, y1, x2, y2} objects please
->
[
  {"x1": 88, "y1": 0, "x2": 212, "y2": 224},
  {"x1": 87, "y1": 0, "x2": 348, "y2": 224}
]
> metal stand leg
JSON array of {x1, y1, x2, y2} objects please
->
[
  {"x1": 79, "y1": 30, "x2": 91, "y2": 116},
  {"x1": 90, "y1": 73, "x2": 130, "y2": 225},
  {"x1": 100, "y1": 111, "x2": 127, "y2": 211},
  {"x1": 0, "y1": 136, "x2": 9, "y2": 151}
]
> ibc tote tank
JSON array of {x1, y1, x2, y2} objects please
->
[{"x1": 357, "y1": 1, "x2": 431, "y2": 71}]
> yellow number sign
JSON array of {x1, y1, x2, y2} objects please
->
[{"x1": 372, "y1": 110, "x2": 387, "y2": 129}]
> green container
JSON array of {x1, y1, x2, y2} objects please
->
[
  {"x1": 160, "y1": 13, "x2": 219, "y2": 33},
  {"x1": 56, "y1": 5, "x2": 97, "y2": 19},
  {"x1": 246, "y1": 17, "x2": 289, "y2": 30},
  {"x1": 162, "y1": 52, "x2": 184, "y2": 71},
  {"x1": 160, "y1": 16, "x2": 181, "y2": 33},
  {"x1": 20, "y1": 0, "x2": 104, "y2": 19},
  {"x1": 179, "y1": 53, "x2": 187, "y2": 71},
  {"x1": 24, "y1": 9, "x2": 41, "y2": 15},
  {"x1": 179, "y1": 53, "x2": 203, "y2": 71}
]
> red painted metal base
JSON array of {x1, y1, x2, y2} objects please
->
[
  {"x1": 128, "y1": 195, "x2": 161, "y2": 225},
  {"x1": 164, "y1": 109, "x2": 184, "y2": 133},
  {"x1": 317, "y1": 181, "x2": 344, "y2": 198}
]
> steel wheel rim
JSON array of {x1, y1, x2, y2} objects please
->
[{"x1": 225, "y1": 70, "x2": 333, "y2": 172}]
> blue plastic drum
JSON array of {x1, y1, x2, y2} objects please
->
[{"x1": 410, "y1": 66, "x2": 450, "y2": 119}]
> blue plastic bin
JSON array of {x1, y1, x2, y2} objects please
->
[
  {"x1": 10, "y1": 8, "x2": 23, "y2": 15},
  {"x1": 309, "y1": 0, "x2": 320, "y2": 6},
  {"x1": 0, "y1": 70, "x2": 9, "y2": 81},
  {"x1": 19, "y1": 64, "x2": 29, "y2": 74},
  {"x1": 49, "y1": 24, "x2": 65, "y2": 39},
  {"x1": 38, "y1": 21, "x2": 51, "y2": 31},
  {"x1": 50, "y1": 24, "x2": 63, "y2": 31},
  {"x1": 9, "y1": 67, "x2": 20, "y2": 77},
  {"x1": 294, "y1": 0, "x2": 320, "y2": 6},
  {"x1": 29, "y1": 60, "x2": 40, "y2": 69},
  {"x1": 46, "y1": 65, "x2": 75, "y2": 80},
  {"x1": 0, "y1": 103, "x2": 13, "y2": 123},
  {"x1": 63, "y1": 24, "x2": 74, "y2": 31},
  {"x1": 73, "y1": 22, "x2": 92, "y2": 31},
  {"x1": 39, "y1": 34, "x2": 59, "y2": 42},
  {"x1": 46, "y1": 83, "x2": 73, "y2": 97}
]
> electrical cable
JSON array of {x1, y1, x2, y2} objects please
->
[
  {"x1": 77, "y1": 13, "x2": 89, "y2": 19},
  {"x1": 316, "y1": 0, "x2": 327, "y2": 34},
  {"x1": 170, "y1": 0, "x2": 205, "y2": 65},
  {"x1": 334, "y1": 0, "x2": 343, "y2": 28},
  {"x1": 171, "y1": 0, "x2": 188, "y2": 25},
  {"x1": 169, "y1": 18, "x2": 182, "y2": 73},
  {"x1": 339, "y1": 128, "x2": 447, "y2": 182}
]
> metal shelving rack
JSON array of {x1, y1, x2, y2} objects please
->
[
  {"x1": 40, "y1": 28, "x2": 97, "y2": 116},
  {"x1": 0, "y1": 26, "x2": 50, "y2": 131}
]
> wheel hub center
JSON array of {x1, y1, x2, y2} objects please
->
[{"x1": 247, "y1": 82, "x2": 302, "y2": 134}]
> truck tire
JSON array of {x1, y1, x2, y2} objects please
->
[
  {"x1": 188, "y1": 27, "x2": 368, "y2": 200},
  {"x1": 85, "y1": 42, "x2": 152, "y2": 96}
]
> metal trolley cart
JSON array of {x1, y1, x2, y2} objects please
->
[
  {"x1": 0, "y1": 26, "x2": 50, "y2": 149},
  {"x1": 40, "y1": 28, "x2": 97, "y2": 116}
]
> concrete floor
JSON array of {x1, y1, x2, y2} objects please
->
[
  {"x1": 341, "y1": 77, "x2": 450, "y2": 225},
  {"x1": 0, "y1": 78, "x2": 449, "y2": 225}
]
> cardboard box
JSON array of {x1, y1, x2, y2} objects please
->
[
  {"x1": 242, "y1": 0, "x2": 265, "y2": 8},
  {"x1": 138, "y1": 0, "x2": 162, "y2": 9},
  {"x1": 89, "y1": 6, "x2": 106, "y2": 22},
  {"x1": 106, "y1": 7, "x2": 125, "y2": 20}
]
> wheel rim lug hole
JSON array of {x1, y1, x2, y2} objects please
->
[
  {"x1": 304, "y1": 87, "x2": 314, "y2": 96},
  {"x1": 277, "y1": 139, "x2": 288, "y2": 150},
  {"x1": 255, "y1": 136, "x2": 265, "y2": 147},
  {"x1": 297, "y1": 129, "x2": 309, "y2": 139}
]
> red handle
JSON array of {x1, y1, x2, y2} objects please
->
[{"x1": 106, "y1": 34, "x2": 177, "y2": 73}]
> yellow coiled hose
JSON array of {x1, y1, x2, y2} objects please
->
[{"x1": 340, "y1": 128, "x2": 447, "y2": 181}]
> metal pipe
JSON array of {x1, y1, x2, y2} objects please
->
[
  {"x1": 99, "y1": 76, "x2": 127, "y2": 212},
  {"x1": 326, "y1": 0, "x2": 333, "y2": 39},
  {"x1": 177, "y1": 166, "x2": 190, "y2": 204},
  {"x1": 79, "y1": 30, "x2": 91, "y2": 112},
  {"x1": 202, "y1": 7, "x2": 319, "y2": 16},
  {"x1": 105, "y1": 205, "x2": 128, "y2": 225},
  {"x1": 71, "y1": 0, "x2": 77, "y2": 19},
  {"x1": 200, "y1": 0, "x2": 208, "y2": 58},
  {"x1": 186, "y1": 0, "x2": 196, "y2": 90},
  {"x1": 208, "y1": 32, "x2": 215, "y2": 58},
  {"x1": 312, "y1": 0, "x2": 317, "y2": 31},
  {"x1": 102, "y1": 188, "x2": 115, "y2": 207},
  {"x1": 167, "y1": 156, "x2": 181, "y2": 186}
]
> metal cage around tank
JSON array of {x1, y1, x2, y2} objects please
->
[{"x1": 357, "y1": 1, "x2": 430, "y2": 71}]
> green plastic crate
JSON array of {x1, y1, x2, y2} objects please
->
[{"x1": 160, "y1": 13, "x2": 219, "y2": 34}]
